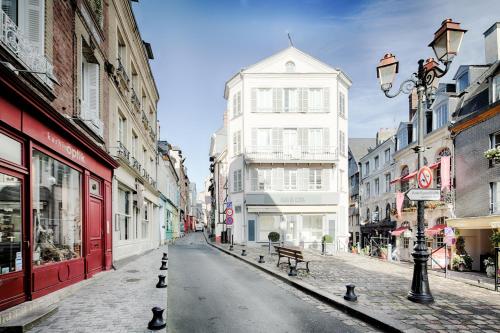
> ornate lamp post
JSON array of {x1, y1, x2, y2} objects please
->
[{"x1": 376, "y1": 19, "x2": 466, "y2": 304}]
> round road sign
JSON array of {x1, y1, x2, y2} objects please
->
[
  {"x1": 226, "y1": 217, "x2": 234, "y2": 225},
  {"x1": 225, "y1": 208, "x2": 233, "y2": 216},
  {"x1": 417, "y1": 166, "x2": 433, "y2": 189}
]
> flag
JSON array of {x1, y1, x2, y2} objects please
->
[
  {"x1": 396, "y1": 192, "x2": 405, "y2": 218},
  {"x1": 440, "y1": 156, "x2": 451, "y2": 191}
]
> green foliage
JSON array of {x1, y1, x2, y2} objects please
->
[
  {"x1": 490, "y1": 231, "x2": 500, "y2": 246},
  {"x1": 455, "y1": 236, "x2": 467, "y2": 255},
  {"x1": 452, "y1": 254, "x2": 473, "y2": 271},
  {"x1": 322, "y1": 235, "x2": 333, "y2": 243},
  {"x1": 268, "y1": 231, "x2": 280, "y2": 242}
]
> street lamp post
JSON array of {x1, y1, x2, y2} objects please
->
[{"x1": 376, "y1": 19, "x2": 466, "y2": 304}]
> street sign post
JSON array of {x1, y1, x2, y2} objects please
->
[
  {"x1": 225, "y1": 208, "x2": 233, "y2": 216},
  {"x1": 226, "y1": 216, "x2": 233, "y2": 226},
  {"x1": 417, "y1": 166, "x2": 433, "y2": 189},
  {"x1": 406, "y1": 188, "x2": 441, "y2": 201}
]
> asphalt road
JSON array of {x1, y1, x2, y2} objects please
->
[{"x1": 167, "y1": 233, "x2": 362, "y2": 333}]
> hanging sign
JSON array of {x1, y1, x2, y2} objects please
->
[
  {"x1": 406, "y1": 188, "x2": 441, "y2": 201},
  {"x1": 225, "y1": 208, "x2": 233, "y2": 216},
  {"x1": 417, "y1": 166, "x2": 433, "y2": 189},
  {"x1": 226, "y1": 216, "x2": 234, "y2": 225}
]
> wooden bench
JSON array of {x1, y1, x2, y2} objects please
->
[{"x1": 274, "y1": 246, "x2": 310, "y2": 273}]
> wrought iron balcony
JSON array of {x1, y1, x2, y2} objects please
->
[
  {"x1": 0, "y1": 8, "x2": 54, "y2": 88},
  {"x1": 117, "y1": 141, "x2": 130, "y2": 163},
  {"x1": 141, "y1": 110, "x2": 149, "y2": 129},
  {"x1": 131, "y1": 156, "x2": 142, "y2": 174},
  {"x1": 245, "y1": 145, "x2": 338, "y2": 163},
  {"x1": 131, "y1": 88, "x2": 141, "y2": 112},
  {"x1": 116, "y1": 57, "x2": 129, "y2": 88}
]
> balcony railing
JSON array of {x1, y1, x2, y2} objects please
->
[
  {"x1": 141, "y1": 110, "x2": 149, "y2": 129},
  {"x1": 131, "y1": 88, "x2": 141, "y2": 112},
  {"x1": 117, "y1": 141, "x2": 130, "y2": 163},
  {"x1": 131, "y1": 156, "x2": 142, "y2": 174},
  {"x1": 116, "y1": 57, "x2": 129, "y2": 88},
  {"x1": 0, "y1": 8, "x2": 54, "y2": 88},
  {"x1": 245, "y1": 145, "x2": 338, "y2": 162}
]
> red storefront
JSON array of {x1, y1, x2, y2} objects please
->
[{"x1": 0, "y1": 81, "x2": 117, "y2": 311}]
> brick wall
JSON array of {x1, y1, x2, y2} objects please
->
[
  {"x1": 454, "y1": 113, "x2": 500, "y2": 217},
  {"x1": 51, "y1": 0, "x2": 75, "y2": 118}
]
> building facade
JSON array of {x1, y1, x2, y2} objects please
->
[
  {"x1": 158, "y1": 141, "x2": 180, "y2": 242},
  {"x1": 449, "y1": 22, "x2": 500, "y2": 271},
  {"x1": 0, "y1": 0, "x2": 118, "y2": 310},
  {"x1": 348, "y1": 138, "x2": 375, "y2": 247},
  {"x1": 219, "y1": 46, "x2": 351, "y2": 249}
]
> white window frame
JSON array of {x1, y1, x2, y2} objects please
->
[
  {"x1": 384, "y1": 148, "x2": 391, "y2": 164},
  {"x1": 309, "y1": 169, "x2": 322, "y2": 190},
  {"x1": 256, "y1": 88, "x2": 273, "y2": 112},
  {"x1": 374, "y1": 155, "x2": 379, "y2": 170},
  {"x1": 233, "y1": 131, "x2": 242, "y2": 156},
  {"x1": 374, "y1": 178, "x2": 380, "y2": 196},
  {"x1": 284, "y1": 169, "x2": 297, "y2": 190},
  {"x1": 309, "y1": 88, "x2": 323, "y2": 113},
  {"x1": 283, "y1": 88, "x2": 299, "y2": 113},
  {"x1": 233, "y1": 91, "x2": 242, "y2": 117},
  {"x1": 493, "y1": 75, "x2": 500, "y2": 103},
  {"x1": 385, "y1": 173, "x2": 391, "y2": 192},
  {"x1": 338, "y1": 92, "x2": 345, "y2": 117},
  {"x1": 434, "y1": 103, "x2": 448, "y2": 129},
  {"x1": 233, "y1": 170, "x2": 243, "y2": 192},
  {"x1": 257, "y1": 168, "x2": 272, "y2": 191}
]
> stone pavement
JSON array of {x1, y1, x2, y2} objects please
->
[
  {"x1": 29, "y1": 246, "x2": 169, "y2": 333},
  {"x1": 217, "y1": 242, "x2": 500, "y2": 333}
]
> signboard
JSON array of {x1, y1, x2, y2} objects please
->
[
  {"x1": 406, "y1": 188, "x2": 441, "y2": 201},
  {"x1": 417, "y1": 166, "x2": 433, "y2": 189},
  {"x1": 225, "y1": 208, "x2": 233, "y2": 216},
  {"x1": 226, "y1": 201, "x2": 232, "y2": 209},
  {"x1": 226, "y1": 216, "x2": 233, "y2": 225}
]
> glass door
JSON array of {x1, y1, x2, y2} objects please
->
[{"x1": 0, "y1": 169, "x2": 25, "y2": 309}]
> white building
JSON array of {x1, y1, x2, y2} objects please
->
[{"x1": 222, "y1": 46, "x2": 351, "y2": 249}]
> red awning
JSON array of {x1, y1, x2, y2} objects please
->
[
  {"x1": 390, "y1": 177, "x2": 402, "y2": 184},
  {"x1": 429, "y1": 162, "x2": 440, "y2": 169},
  {"x1": 391, "y1": 227, "x2": 408, "y2": 236},
  {"x1": 425, "y1": 224, "x2": 446, "y2": 236},
  {"x1": 402, "y1": 170, "x2": 417, "y2": 181}
]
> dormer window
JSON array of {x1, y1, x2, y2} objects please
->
[
  {"x1": 457, "y1": 72, "x2": 469, "y2": 93},
  {"x1": 493, "y1": 75, "x2": 500, "y2": 103},
  {"x1": 285, "y1": 61, "x2": 295, "y2": 73}
]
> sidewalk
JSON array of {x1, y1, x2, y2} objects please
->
[
  {"x1": 28, "y1": 246, "x2": 169, "y2": 333},
  {"x1": 213, "y1": 242, "x2": 500, "y2": 333}
]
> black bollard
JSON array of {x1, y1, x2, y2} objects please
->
[
  {"x1": 148, "y1": 307, "x2": 166, "y2": 330},
  {"x1": 344, "y1": 284, "x2": 358, "y2": 301},
  {"x1": 156, "y1": 275, "x2": 167, "y2": 288},
  {"x1": 241, "y1": 249, "x2": 247, "y2": 256},
  {"x1": 229, "y1": 245, "x2": 234, "y2": 251},
  {"x1": 160, "y1": 260, "x2": 168, "y2": 270},
  {"x1": 288, "y1": 265, "x2": 297, "y2": 277},
  {"x1": 162, "y1": 252, "x2": 168, "y2": 261},
  {"x1": 258, "y1": 255, "x2": 265, "y2": 263}
]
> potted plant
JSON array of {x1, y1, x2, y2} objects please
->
[
  {"x1": 452, "y1": 236, "x2": 473, "y2": 271},
  {"x1": 490, "y1": 230, "x2": 500, "y2": 247},
  {"x1": 268, "y1": 231, "x2": 280, "y2": 253},
  {"x1": 484, "y1": 147, "x2": 500, "y2": 161},
  {"x1": 484, "y1": 257, "x2": 495, "y2": 278},
  {"x1": 351, "y1": 244, "x2": 358, "y2": 254},
  {"x1": 321, "y1": 235, "x2": 333, "y2": 255}
]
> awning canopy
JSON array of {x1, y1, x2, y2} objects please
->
[
  {"x1": 391, "y1": 226, "x2": 408, "y2": 236},
  {"x1": 429, "y1": 162, "x2": 440, "y2": 169},
  {"x1": 402, "y1": 171, "x2": 418, "y2": 181},
  {"x1": 425, "y1": 224, "x2": 446, "y2": 236},
  {"x1": 390, "y1": 162, "x2": 441, "y2": 184}
]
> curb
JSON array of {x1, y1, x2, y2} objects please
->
[{"x1": 203, "y1": 234, "x2": 416, "y2": 333}]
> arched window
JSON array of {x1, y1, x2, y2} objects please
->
[
  {"x1": 374, "y1": 206, "x2": 379, "y2": 222},
  {"x1": 436, "y1": 216, "x2": 447, "y2": 225},
  {"x1": 385, "y1": 203, "x2": 391, "y2": 220},
  {"x1": 285, "y1": 61, "x2": 296, "y2": 73},
  {"x1": 400, "y1": 166, "x2": 409, "y2": 192}
]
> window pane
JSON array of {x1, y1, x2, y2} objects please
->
[
  {"x1": 32, "y1": 150, "x2": 82, "y2": 266},
  {"x1": 258, "y1": 215, "x2": 279, "y2": 241},
  {"x1": 0, "y1": 173, "x2": 22, "y2": 274},
  {"x1": 0, "y1": 132, "x2": 22, "y2": 165}
]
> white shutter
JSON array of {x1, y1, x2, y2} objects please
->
[
  {"x1": 237, "y1": 92, "x2": 242, "y2": 114},
  {"x1": 251, "y1": 88, "x2": 257, "y2": 112},
  {"x1": 302, "y1": 88, "x2": 309, "y2": 112},
  {"x1": 273, "y1": 88, "x2": 282, "y2": 112},
  {"x1": 250, "y1": 168, "x2": 258, "y2": 191},
  {"x1": 300, "y1": 168, "x2": 308, "y2": 191},
  {"x1": 21, "y1": 0, "x2": 45, "y2": 55},
  {"x1": 87, "y1": 62, "x2": 100, "y2": 124},
  {"x1": 323, "y1": 128, "x2": 330, "y2": 148},
  {"x1": 251, "y1": 128, "x2": 257, "y2": 147},
  {"x1": 323, "y1": 87, "x2": 330, "y2": 112},
  {"x1": 232, "y1": 96, "x2": 237, "y2": 117},
  {"x1": 272, "y1": 128, "x2": 282, "y2": 150},
  {"x1": 2, "y1": 0, "x2": 17, "y2": 22}
]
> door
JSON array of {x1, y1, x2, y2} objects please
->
[
  {"x1": 0, "y1": 170, "x2": 26, "y2": 310},
  {"x1": 87, "y1": 196, "x2": 103, "y2": 275},
  {"x1": 248, "y1": 220, "x2": 255, "y2": 242}
]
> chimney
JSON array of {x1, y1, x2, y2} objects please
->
[
  {"x1": 376, "y1": 128, "x2": 396, "y2": 145},
  {"x1": 484, "y1": 22, "x2": 500, "y2": 64},
  {"x1": 408, "y1": 89, "x2": 418, "y2": 121}
]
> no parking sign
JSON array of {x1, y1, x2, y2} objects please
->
[{"x1": 417, "y1": 166, "x2": 433, "y2": 189}]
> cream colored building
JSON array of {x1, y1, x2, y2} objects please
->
[{"x1": 106, "y1": 0, "x2": 161, "y2": 261}]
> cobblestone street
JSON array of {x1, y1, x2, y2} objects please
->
[
  {"x1": 29, "y1": 246, "x2": 168, "y2": 333},
  {"x1": 217, "y1": 242, "x2": 500, "y2": 333}
]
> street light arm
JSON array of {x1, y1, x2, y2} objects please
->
[
  {"x1": 381, "y1": 75, "x2": 418, "y2": 98},
  {"x1": 424, "y1": 60, "x2": 451, "y2": 88}
]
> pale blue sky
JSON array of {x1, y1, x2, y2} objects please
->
[{"x1": 132, "y1": 0, "x2": 500, "y2": 190}]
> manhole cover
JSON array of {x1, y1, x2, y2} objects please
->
[
  {"x1": 127, "y1": 270, "x2": 139, "y2": 273},
  {"x1": 126, "y1": 278, "x2": 141, "y2": 283}
]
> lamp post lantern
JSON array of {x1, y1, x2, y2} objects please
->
[{"x1": 376, "y1": 19, "x2": 466, "y2": 304}]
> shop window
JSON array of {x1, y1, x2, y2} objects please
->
[
  {"x1": 117, "y1": 188, "x2": 130, "y2": 240},
  {"x1": 0, "y1": 173, "x2": 22, "y2": 275},
  {"x1": 0, "y1": 132, "x2": 22, "y2": 165},
  {"x1": 32, "y1": 150, "x2": 82, "y2": 266},
  {"x1": 302, "y1": 215, "x2": 323, "y2": 243},
  {"x1": 258, "y1": 215, "x2": 279, "y2": 241}
]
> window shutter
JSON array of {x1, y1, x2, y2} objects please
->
[
  {"x1": 238, "y1": 92, "x2": 242, "y2": 114},
  {"x1": 251, "y1": 88, "x2": 256, "y2": 112},
  {"x1": 323, "y1": 87, "x2": 330, "y2": 112},
  {"x1": 273, "y1": 88, "x2": 283, "y2": 113},
  {"x1": 302, "y1": 88, "x2": 309, "y2": 112},
  {"x1": 272, "y1": 128, "x2": 282, "y2": 150},
  {"x1": 232, "y1": 96, "x2": 237, "y2": 117},
  {"x1": 323, "y1": 128, "x2": 330, "y2": 148},
  {"x1": 322, "y1": 169, "x2": 330, "y2": 191},
  {"x1": 300, "y1": 168, "x2": 308, "y2": 191},
  {"x1": 2, "y1": 1, "x2": 17, "y2": 22},
  {"x1": 251, "y1": 128, "x2": 257, "y2": 147},
  {"x1": 250, "y1": 168, "x2": 258, "y2": 191},
  {"x1": 87, "y1": 62, "x2": 100, "y2": 124},
  {"x1": 272, "y1": 168, "x2": 283, "y2": 191},
  {"x1": 22, "y1": 0, "x2": 45, "y2": 55}
]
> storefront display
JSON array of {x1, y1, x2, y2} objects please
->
[{"x1": 0, "y1": 173, "x2": 22, "y2": 275}]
